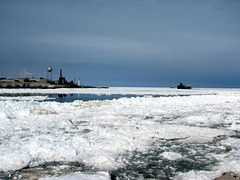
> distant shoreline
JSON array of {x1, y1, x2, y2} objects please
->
[{"x1": 0, "y1": 78, "x2": 108, "y2": 89}]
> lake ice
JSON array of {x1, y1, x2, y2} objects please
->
[{"x1": 0, "y1": 87, "x2": 239, "y2": 179}]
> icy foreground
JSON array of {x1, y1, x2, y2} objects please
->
[{"x1": 0, "y1": 87, "x2": 240, "y2": 179}]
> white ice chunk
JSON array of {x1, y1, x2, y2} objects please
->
[
  {"x1": 30, "y1": 106, "x2": 57, "y2": 115},
  {"x1": 25, "y1": 139, "x2": 79, "y2": 167},
  {"x1": 230, "y1": 120, "x2": 240, "y2": 131},
  {"x1": 0, "y1": 151, "x2": 31, "y2": 172},
  {"x1": 221, "y1": 138, "x2": 240, "y2": 149},
  {"x1": 161, "y1": 152, "x2": 183, "y2": 161}
]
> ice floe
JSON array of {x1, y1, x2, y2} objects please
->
[{"x1": 0, "y1": 87, "x2": 239, "y2": 179}]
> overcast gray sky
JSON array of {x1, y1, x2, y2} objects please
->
[{"x1": 0, "y1": 0, "x2": 239, "y2": 87}]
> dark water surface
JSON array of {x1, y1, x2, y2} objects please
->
[
  {"x1": 0, "y1": 93, "x2": 195, "y2": 103},
  {"x1": 44, "y1": 93, "x2": 194, "y2": 103}
]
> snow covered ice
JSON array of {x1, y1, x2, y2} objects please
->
[{"x1": 0, "y1": 87, "x2": 239, "y2": 179}]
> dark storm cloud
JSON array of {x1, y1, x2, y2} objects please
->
[{"x1": 0, "y1": 0, "x2": 239, "y2": 87}]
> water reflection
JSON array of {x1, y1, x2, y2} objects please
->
[{"x1": 57, "y1": 94, "x2": 67, "y2": 98}]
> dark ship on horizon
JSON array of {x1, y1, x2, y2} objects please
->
[{"x1": 177, "y1": 83, "x2": 192, "y2": 89}]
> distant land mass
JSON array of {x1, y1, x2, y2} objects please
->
[
  {"x1": 0, "y1": 68, "x2": 108, "y2": 89},
  {"x1": 0, "y1": 77, "x2": 108, "y2": 89}
]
